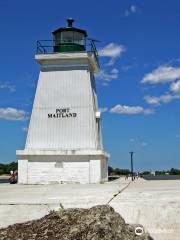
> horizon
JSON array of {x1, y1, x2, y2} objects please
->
[
  {"x1": 1, "y1": 160, "x2": 180, "y2": 173},
  {"x1": 0, "y1": 0, "x2": 180, "y2": 171}
]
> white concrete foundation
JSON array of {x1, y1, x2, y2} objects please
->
[
  {"x1": 17, "y1": 150, "x2": 108, "y2": 184},
  {"x1": 18, "y1": 159, "x2": 28, "y2": 184}
]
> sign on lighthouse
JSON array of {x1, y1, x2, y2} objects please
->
[{"x1": 17, "y1": 19, "x2": 109, "y2": 184}]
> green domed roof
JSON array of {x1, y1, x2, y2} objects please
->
[{"x1": 52, "y1": 19, "x2": 87, "y2": 37}]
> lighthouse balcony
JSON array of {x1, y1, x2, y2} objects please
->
[
  {"x1": 36, "y1": 39, "x2": 99, "y2": 63},
  {"x1": 35, "y1": 40, "x2": 100, "y2": 73}
]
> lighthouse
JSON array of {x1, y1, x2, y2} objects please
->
[{"x1": 17, "y1": 19, "x2": 109, "y2": 184}]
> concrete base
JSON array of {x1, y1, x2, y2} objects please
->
[
  {"x1": 0, "y1": 179, "x2": 180, "y2": 240},
  {"x1": 17, "y1": 150, "x2": 108, "y2": 184}
]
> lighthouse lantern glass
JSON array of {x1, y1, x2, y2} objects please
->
[
  {"x1": 53, "y1": 31, "x2": 86, "y2": 53},
  {"x1": 74, "y1": 32, "x2": 85, "y2": 45},
  {"x1": 58, "y1": 31, "x2": 85, "y2": 46},
  {"x1": 61, "y1": 31, "x2": 73, "y2": 43},
  {"x1": 52, "y1": 19, "x2": 87, "y2": 53}
]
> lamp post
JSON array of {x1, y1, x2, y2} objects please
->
[{"x1": 129, "y1": 151, "x2": 134, "y2": 181}]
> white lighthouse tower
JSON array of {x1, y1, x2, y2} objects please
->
[{"x1": 17, "y1": 19, "x2": 109, "y2": 184}]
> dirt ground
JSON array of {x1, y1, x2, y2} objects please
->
[{"x1": 0, "y1": 205, "x2": 153, "y2": 240}]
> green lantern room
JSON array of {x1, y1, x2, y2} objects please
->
[{"x1": 52, "y1": 18, "x2": 87, "y2": 53}]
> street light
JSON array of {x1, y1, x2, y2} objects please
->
[{"x1": 129, "y1": 151, "x2": 134, "y2": 181}]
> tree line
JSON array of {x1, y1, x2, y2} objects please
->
[
  {"x1": 108, "y1": 166, "x2": 180, "y2": 176},
  {"x1": 0, "y1": 162, "x2": 179, "y2": 176},
  {"x1": 0, "y1": 162, "x2": 18, "y2": 175}
]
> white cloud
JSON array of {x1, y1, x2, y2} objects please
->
[
  {"x1": 130, "y1": 5, "x2": 137, "y2": 13},
  {"x1": 99, "y1": 107, "x2": 108, "y2": 113},
  {"x1": 0, "y1": 108, "x2": 28, "y2": 120},
  {"x1": 22, "y1": 127, "x2": 28, "y2": 132},
  {"x1": 170, "y1": 80, "x2": 180, "y2": 94},
  {"x1": 141, "y1": 65, "x2": 180, "y2": 84},
  {"x1": 125, "y1": 5, "x2": 137, "y2": 17},
  {"x1": 141, "y1": 142, "x2": 148, "y2": 147},
  {"x1": 144, "y1": 94, "x2": 180, "y2": 105},
  {"x1": 97, "y1": 68, "x2": 119, "y2": 85},
  {"x1": 111, "y1": 68, "x2": 119, "y2": 74},
  {"x1": 129, "y1": 138, "x2": 148, "y2": 147},
  {"x1": 110, "y1": 105, "x2": 143, "y2": 114},
  {"x1": 121, "y1": 63, "x2": 138, "y2": 71},
  {"x1": 110, "y1": 104, "x2": 154, "y2": 115},
  {"x1": 0, "y1": 82, "x2": 16, "y2": 92},
  {"x1": 98, "y1": 43, "x2": 126, "y2": 66},
  {"x1": 144, "y1": 96, "x2": 161, "y2": 105},
  {"x1": 142, "y1": 64, "x2": 180, "y2": 108},
  {"x1": 143, "y1": 108, "x2": 155, "y2": 114},
  {"x1": 130, "y1": 138, "x2": 135, "y2": 142}
]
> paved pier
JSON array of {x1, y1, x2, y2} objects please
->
[{"x1": 0, "y1": 179, "x2": 179, "y2": 240}]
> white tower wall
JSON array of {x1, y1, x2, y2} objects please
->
[
  {"x1": 26, "y1": 67, "x2": 99, "y2": 150},
  {"x1": 17, "y1": 52, "x2": 108, "y2": 184}
]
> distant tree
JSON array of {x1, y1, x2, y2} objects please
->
[
  {"x1": 0, "y1": 161, "x2": 18, "y2": 175},
  {"x1": 155, "y1": 171, "x2": 166, "y2": 175},
  {"x1": 142, "y1": 171, "x2": 151, "y2": 175},
  {"x1": 0, "y1": 169, "x2": 4, "y2": 175},
  {"x1": 108, "y1": 166, "x2": 114, "y2": 175},
  {"x1": 169, "y1": 168, "x2": 180, "y2": 175},
  {"x1": 113, "y1": 168, "x2": 130, "y2": 175},
  {"x1": 0, "y1": 163, "x2": 5, "y2": 175},
  {"x1": 108, "y1": 166, "x2": 130, "y2": 176}
]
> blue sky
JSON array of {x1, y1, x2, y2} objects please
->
[{"x1": 0, "y1": 0, "x2": 180, "y2": 171}]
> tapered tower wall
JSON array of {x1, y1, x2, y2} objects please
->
[
  {"x1": 17, "y1": 51, "x2": 108, "y2": 184},
  {"x1": 26, "y1": 66, "x2": 100, "y2": 150}
]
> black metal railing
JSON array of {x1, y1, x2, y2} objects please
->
[
  {"x1": 36, "y1": 40, "x2": 54, "y2": 54},
  {"x1": 36, "y1": 39, "x2": 99, "y2": 63}
]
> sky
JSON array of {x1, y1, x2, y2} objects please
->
[{"x1": 0, "y1": 0, "x2": 180, "y2": 171}]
